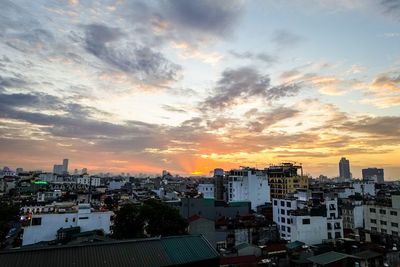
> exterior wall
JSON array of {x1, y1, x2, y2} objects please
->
[
  {"x1": 22, "y1": 209, "x2": 113, "y2": 246},
  {"x1": 353, "y1": 182, "x2": 376, "y2": 196},
  {"x1": 326, "y1": 198, "x2": 343, "y2": 239},
  {"x1": 198, "y1": 184, "x2": 215, "y2": 199},
  {"x1": 272, "y1": 198, "x2": 297, "y2": 241},
  {"x1": 290, "y1": 215, "x2": 328, "y2": 245},
  {"x1": 227, "y1": 170, "x2": 270, "y2": 210},
  {"x1": 337, "y1": 188, "x2": 355, "y2": 199},
  {"x1": 342, "y1": 204, "x2": 364, "y2": 229},
  {"x1": 364, "y1": 203, "x2": 400, "y2": 237},
  {"x1": 77, "y1": 176, "x2": 100, "y2": 187}
]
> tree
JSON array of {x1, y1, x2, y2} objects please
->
[
  {"x1": 140, "y1": 199, "x2": 188, "y2": 237},
  {"x1": 0, "y1": 201, "x2": 20, "y2": 244},
  {"x1": 112, "y1": 203, "x2": 144, "y2": 239}
]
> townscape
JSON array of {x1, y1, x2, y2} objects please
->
[{"x1": 1, "y1": 159, "x2": 399, "y2": 266}]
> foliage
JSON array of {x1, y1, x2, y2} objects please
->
[
  {"x1": 0, "y1": 201, "x2": 20, "y2": 241},
  {"x1": 112, "y1": 203, "x2": 144, "y2": 239}
]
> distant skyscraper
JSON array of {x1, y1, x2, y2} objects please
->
[
  {"x1": 339, "y1": 157, "x2": 351, "y2": 181},
  {"x1": 53, "y1": 164, "x2": 63, "y2": 175},
  {"x1": 62, "y1": 159, "x2": 69, "y2": 173},
  {"x1": 362, "y1": 168, "x2": 384, "y2": 183}
]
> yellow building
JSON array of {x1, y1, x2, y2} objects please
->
[{"x1": 267, "y1": 163, "x2": 309, "y2": 199}]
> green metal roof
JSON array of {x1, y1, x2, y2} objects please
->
[
  {"x1": 0, "y1": 235, "x2": 220, "y2": 267},
  {"x1": 307, "y1": 251, "x2": 356, "y2": 265},
  {"x1": 286, "y1": 240, "x2": 305, "y2": 250}
]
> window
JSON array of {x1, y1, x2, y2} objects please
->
[
  {"x1": 330, "y1": 213, "x2": 335, "y2": 218},
  {"x1": 302, "y1": 218, "x2": 310, "y2": 225},
  {"x1": 370, "y1": 219, "x2": 377, "y2": 224},
  {"x1": 370, "y1": 208, "x2": 376, "y2": 213},
  {"x1": 393, "y1": 231, "x2": 398, "y2": 236},
  {"x1": 335, "y1": 232, "x2": 341, "y2": 238},
  {"x1": 281, "y1": 217, "x2": 285, "y2": 223},
  {"x1": 287, "y1": 227, "x2": 291, "y2": 233},
  {"x1": 286, "y1": 210, "x2": 291, "y2": 215},
  {"x1": 328, "y1": 233, "x2": 332, "y2": 239},
  {"x1": 329, "y1": 204, "x2": 335, "y2": 210},
  {"x1": 381, "y1": 229, "x2": 387, "y2": 234},
  {"x1": 79, "y1": 217, "x2": 89, "y2": 220},
  {"x1": 32, "y1": 217, "x2": 42, "y2": 225},
  {"x1": 281, "y1": 225, "x2": 286, "y2": 231},
  {"x1": 73, "y1": 217, "x2": 76, "y2": 222},
  {"x1": 287, "y1": 202, "x2": 292, "y2": 208},
  {"x1": 281, "y1": 201, "x2": 285, "y2": 207},
  {"x1": 65, "y1": 218, "x2": 68, "y2": 222},
  {"x1": 274, "y1": 200, "x2": 277, "y2": 205},
  {"x1": 391, "y1": 222, "x2": 398, "y2": 228},
  {"x1": 281, "y1": 209, "x2": 285, "y2": 215},
  {"x1": 380, "y1": 209, "x2": 386, "y2": 215},
  {"x1": 380, "y1": 220, "x2": 387, "y2": 225},
  {"x1": 371, "y1": 227, "x2": 377, "y2": 231},
  {"x1": 391, "y1": 211, "x2": 398, "y2": 216}
]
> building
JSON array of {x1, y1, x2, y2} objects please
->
[
  {"x1": 272, "y1": 196, "x2": 343, "y2": 244},
  {"x1": 214, "y1": 168, "x2": 225, "y2": 201},
  {"x1": 267, "y1": 163, "x2": 308, "y2": 199},
  {"x1": 339, "y1": 157, "x2": 351, "y2": 181},
  {"x1": 364, "y1": 195, "x2": 400, "y2": 240},
  {"x1": 227, "y1": 167, "x2": 270, "y2": 210},
  {"x1": 21, "y1": 203, "x2": 113, "y2": 246},
  {"x1": 341, "y1": 200, "x2": 364, "y2": 230},
  {"x1": 362, "y1": 168, "x2": 384, "y2": 184},
  {"x1": 77, "y1": 176, "x2": 101, "y2": 187},
  {"x1": 0, "y1": 235, "x2": 220, "y2": 267},
  {"x1": 62, "y1": 159, "x2": 68, "y2": 174},
  {"x1": 198, "y1": 183, "x2": 214, "y2": 199}
]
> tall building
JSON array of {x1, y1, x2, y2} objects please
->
[
  {"x1": 53, "y1": 164, "x2": 63, "y2": 175},
  {"x1": 339, "y1": 157, "x2": 351, "y2": 181},
  {"x1": 213, "y1": 168, "x2": 225, "y2": 201},
  {"x1": 267, "y1": 163, "x2": 308, "y2": 199},
  {"x1": 227, "y1": 167, "x2": 270, "y2": 210},
  {"x1": 362, "y1": 168, "x2": 384, "y2": 184},
  {"x1": 62, "y1": 159, "x2": 69, "y2": 174}
]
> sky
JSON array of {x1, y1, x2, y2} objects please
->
[{"x1": 0, "y1": 0, "x2": 400, "y2": 179}]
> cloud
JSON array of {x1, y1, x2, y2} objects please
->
[
  {"x1": 162, "y1": 105, "x2": 187, "y2": 113},
  {"x1": 271, "y1": 29, "x2": 303, "y2": 48},
  {"x1": 246, "y1": 107, "x2": 300, "y2": 132},
  {"x1": 229, "y1": 50, "x2": 276, "y2": 64},
  {"x1": 201, "y1": 67, "x2": 300, "y2": 109},
  {"x1": 339, "y1": 115, "x2": 400, "y2": 136},
  {"x1": 84, "y1": 23, "x2": 182, "y2": 85},
  {"x1": 162, "y1": 0, "x2": 244, "y2": 38},
  {"x1": 381, "y1": 0, "x2": 400, "y2": 20}
]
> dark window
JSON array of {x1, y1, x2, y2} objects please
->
[
  {"x1": 281, "y1": 201, "x2": 285, "y2": 207},
  {"x1": 335, "y1": 232, "x2": 341, "y2": 238},
  {"x1": 32, "y1": 217, "x2": 42, "y2": 225},
  {"x1": 380, "y1": 220, "x2": 387, "y2": 225},
  {"x1": 371, "y1": 227, "x2": 377, "y2": 231},
  {"x1": 330, "y1": 213, "x2": 335, "y2": 218},
  {"x1": 371, "y1": 219, "x2": 377, "y2": 224},
  {"x1": 328, "y1": 233, "x2": 332, "y2": 239},
  {"x1": 380, "y1": 209, "x2": 386, "y2": 215},
  {"x1": 327, "y1": 223, "x2": 332, "y2": 230},
  {"x1": 329, "y1": 204, "x2": 335, "y2": 210},
  {"x1": 79, "y1": 217, "x2": 89, "y2": 220},
  {"x1": 274, "y1": 200, "x2": 277, "y2": 205},
  {"x1": 286, "y1": 210, "x2": 291, "y2": 215},
  {"x1": 302, "y1": 218, "x2": 310, "y2": 225},
  {"x1": 281, "y1": 225, "x2": 285, "y2": 231},
  {"x1": 65, "y1": 218, "x2": 68, "y2": 222},
  {"x1": 370, "y1": 208, "x2": 376, "y2": 213},
  {"x1": 391, "y1": 222, "x2": 398, "y2": 227},
  {"x1": 287, "y1": 202, "x2": 292, "y2": 208},
  {"x1": 391, "y1": 211, "x2": 398, "y2": 216},
  {"x1": 393, "y1": 231, "x2": 398, "y2": 236},
  {"x1": 281, "y1": 209, "x2": 285, "y2": 215},
  {"x1": 287, "y1": 227, "x2": 291, "y2": 233},
  {"x1": 382, "y1": 229, "x2": 387, "y2": 234},
  {"x1": 281, "y1": 217, "x2": 285, "y2": 223}
]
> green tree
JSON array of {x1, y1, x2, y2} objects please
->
[
  {"x1": 140, "y1": 199, "x2": 188, "y2": 237},
  {"x1": 0, "y1": 201, "x2": 20, "y2": 243},
  {"x1": 112, "y1": 203, "x2": 144, "y2": 239}
]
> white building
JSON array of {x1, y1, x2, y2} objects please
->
[
  {"x1": 198, "y1": 183, "x2": 214, "y2": 199},
  {"x1": 273, "y1": 196, "x2": 343, "y2": 244},
  {"x1": 77, "y1": 176, "x2": 101, "y2": 187},
  {"x1": 353, "y1": 181, "x2": 375, "y2": 197},
  {"x1": 364, "y1": 195, "x2": 400, "y2": 238},
  {"x1": 342, "y1": 200, "x2": 364, "y2": 230},
  {"x1": 22, "y1": 203, "x2": 113, "y2": 246},
  {"x1": 227, "y1": 168, "x2": 270, "y2": 210}
]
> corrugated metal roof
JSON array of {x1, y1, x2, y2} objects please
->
[
  {"x1": 0, "y1": 235, "x2": 219, "y2": 267},
  {"x1": 307, "y1": 251, "x2": 356, "y2": 265}
]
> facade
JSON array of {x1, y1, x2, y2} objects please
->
[
  {"x1": 62, "y1": 159, "x2": 69, "y2": 173},
  {"x1": 273, "y1": 197, "x2": 343, "y2": 245},
  {"x1": 364, "y1": 195, "x2": 400, "y2": 238},
  {"x1": 353, "y1": 181, "x2": 376, "y2": 196},
  {"x1": 21, "y1": 204, "x2": 113, "y2": 246},
  {"x1": 198, "y1": 183, "x2": 214, "y2": 199},
  {"x1": 339, "y1": 157, "x2": 351, "y2": 181},
  {"x1": 214, "y1": 168, "x2": 225, "y2": 201},
  {"x1": 362, "y1": 168, "x2": 384, "y2": 184},
  {"x1": 342, "y1": 201, "x2": 364, "y2": 230},
  {"x1": 53, "y1": 164, "x2": 63, "y2": 175},
  {"x1": 77, "y1": 176, "x2": 101, "y2": 187},
  {"x1": 267, "y1": 163, "x2": 308, "y2": 199},
  {"x1": 227, "y1": 167, "x2": 270, "y2": 210}
]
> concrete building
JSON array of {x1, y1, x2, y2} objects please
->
[
  {"x1": 339, "y1": 157, "x2": 351, "y2": 181},
  {"x1": 342, "y1": 200, "x2": 364, "y2": 230},
  {"x1": 364, "y1": 195, "x2": 400, "y2": 238},
  {"x1": 62, "y1": 159, "x2": 69, "y2": 174},
  {"x1": 362, "y1": 168, "x2": 384, "y2": 184},
  {"x1": 53, "y1": 164, "x2": 63, "y2": 175},
  {"x1": 267, "y1": 163, "x2": 308, "y2": 199},
  {"x1": 77, "y1": 176, "x2": 101, "y2": 187},
  {"x1": 227, "y1": 167, "x2": 270, "y2": 210},
  {"x1": 198, "y1": 183, "x2": 214, "y2": 199},
  {"x1": 21, "y1": 203, "x2": 113, "y2": 246},
  {"x1": 353, "y1": 181, "x2": 376, "y2": 197},
  {"x1": 214, "y1": 168, "x2": 225, "y2": 201}
]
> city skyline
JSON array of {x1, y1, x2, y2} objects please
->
[{"x1": 1, "y1": 1, "x2": 400, "y2": 179}]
